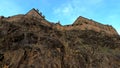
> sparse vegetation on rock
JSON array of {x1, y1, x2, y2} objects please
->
[{"x1": 0, "y1": 9, "x2": 119, "y2": 68}]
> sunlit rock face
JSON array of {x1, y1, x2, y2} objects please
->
[
  {"x1": 73, "y1": 16, "x2": 118, "y2": 35},
  {"x1": 0, "y1": 9, "x2": 120, "y2": 68}
]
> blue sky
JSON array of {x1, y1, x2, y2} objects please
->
[{"x1": 0, "y1": 0, "x2": 120, "y2": 34}]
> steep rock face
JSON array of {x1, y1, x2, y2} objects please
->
[
  {"x1": 73, "y1": 16, "x2": 118, "y2": 35},
  {"x1": 54, "y1": 16, "x2": 118, "y2": 36},
  {"x1": 0, "y1": 9, "x2": 120, "y2": 68},
  {"x1": 26, "y1": 8, "x2": 44, "y2": 19}
]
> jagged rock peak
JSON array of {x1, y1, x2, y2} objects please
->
[
  {"x1": 26, "y1": 8, "x2": 45, "y2": 19},
  {"x1": 73, "y1": 16, "x2": 96, "y2": 25},
  {"x1": 72, "y1": 16, "x2": 118, "y2": 35}
]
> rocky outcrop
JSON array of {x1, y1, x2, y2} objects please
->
[
  {"x1": 73, "y1": 16, "x2": 118, "y2": 35},
  {"x1": 26, "y1": 8, "x2": 44, "y2": 19},
  {"x1": 56, "y1": 16, "x2": 118, "y2": 35},
  {"x1": 0, "y1": 9, "x2": 120, "y2": 68},
  {"x1": 54, "y1": 16, "x2": 118, "y2": 36}
]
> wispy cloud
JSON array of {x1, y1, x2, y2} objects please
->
[
  {"x1": 54, "y1": 4, "x2": 73, "y2": 16},
  {"x1": 53, "y1": 0, "x2": 104, "y2": 24}
]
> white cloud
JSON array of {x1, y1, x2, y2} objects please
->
[
  {"x1": 52, "y1": 0, "x2": 120, "y2": 34},
  {"x1": 54, "y1": 4, "x2": 73, "y2": 16},
  {"x1": 54, "y1": 0, "x2": 104, "y2": 14},
  {"x1": 53, "y1": 0, "x2": 104, "y2": 24},
  {"x1": 62, "y1": 6, "x2": 70, "y2": 14}
]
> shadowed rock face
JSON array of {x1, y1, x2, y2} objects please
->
[{"x1": 0, "y1": 9, "x2": 120, "y2": 68}]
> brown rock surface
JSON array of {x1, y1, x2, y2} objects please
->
[
  {"x1": 54, "y1": 16, "x2": 118, "y2": 36},
  {"x1": 72, "y1": 16, "x2": 118, "y2": 35},
  {"x1": 0, "y1": 9, "x2": 120, "y2": 68}
]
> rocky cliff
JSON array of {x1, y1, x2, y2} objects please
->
[
  {"x1": 0, "y1": 9, "x2": 120, "y2": 68},
  {"x1": 73, "y1": 16, "x2": 118, "y2": 35},
  {"x1": 54, "y1": 16, "x2": 118, "y2": 36}
]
